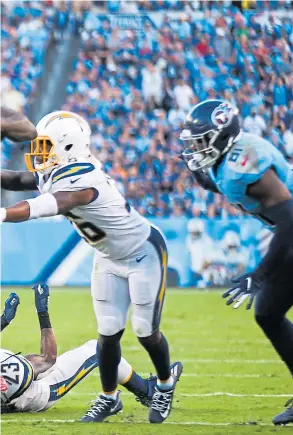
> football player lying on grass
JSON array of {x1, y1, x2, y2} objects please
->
[{"x1": 1, "y1": 286, "x2": 182, "y2": 413}]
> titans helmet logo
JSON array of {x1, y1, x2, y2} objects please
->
[{"x1": 211, "y1": 102, "x2": 234, "y2": 128}]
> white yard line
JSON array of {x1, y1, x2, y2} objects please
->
[
  {"x1": 0, "y1": 419, "x2": 281, "y2": 427},
  {"x1": 181, "y1": 393, "x2": 292, "y2": 398},
  {"x1": 120, "y1": 356, "x2": 281, "y2": 363},
  {"x1": 181, "y1": 359, "x2": 281, "y2": 363},
  {"x1": 66, "y1": 391, "x2": 291, "y2": 398},
  {"x1": 91, "y1": 372, "x2": 279, "y2": 378}
]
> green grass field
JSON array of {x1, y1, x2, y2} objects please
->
[{"x1": 1, "y1": 288, "x2": 293, "y2": 435}]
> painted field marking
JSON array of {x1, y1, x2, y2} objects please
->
[
  {"x1": 91, "y1": 372, "x2": 283, "y2": 379},
  {"x1": 1, "y1": 419, "x2": 285, "y2": 427},
  {"x1": 66, "y1": 391, "x2": 291, "y2": 398},
  {"x1": 181, "y1": 359, "x2": 281, "y2": 363}
]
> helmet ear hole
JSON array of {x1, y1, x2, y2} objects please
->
[{"x1": 65, "y1": 144, "x2": 73, "y2": 151}]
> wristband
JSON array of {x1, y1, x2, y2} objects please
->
[{"x1": 25, "y1": 194, "x2": 58, "y2": 219}]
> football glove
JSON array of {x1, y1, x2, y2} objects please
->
[
  {"x1": 2, "y1": 293, "x2": 20, "y2": 323},
  {"x1": 222, "y1": 272, "x2": 262, "y2": 310},
  {"x1": 32, "y1": 284, "x2": 50, "y2": 313}
]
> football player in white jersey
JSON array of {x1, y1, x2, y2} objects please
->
[
  {"x1": 0, "y1": 111, "x2": 181, "y2": 423},
  {"x1": 1, "y1": 286, "x2": 182, "y2": 414}
]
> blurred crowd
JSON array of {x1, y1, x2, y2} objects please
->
[
  {"x1": 1, "y1": 1, "x2": 293, "y2": 218},
  {"x1": 63, "y1": 2, "x2": 293, "y2": 217},
  {"x1": 0, "y1": 0, "x2": 90, "y2": 165},
  {"x1": 97, "y1": 0, "x2": 293, "y2": 13}
]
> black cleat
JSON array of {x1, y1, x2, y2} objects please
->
[
  {"x1": 80, "y1": 392, "x2": 123, "y2": 422},
  {"x1": 149, "y1": 386, "x2": 174, "y2": 423},
  {"x1": 136, "y1": 361, "x2": 183, "y2": 408},
  {"x1": 273, "y1": 398, "x2": 293, "y2": 425},
  {"x1": 135, "y1": 374, "x2": 157, "y2": 408},
  {"x1": 148, "y1": 361, "x2": 183, "y2": 423}
]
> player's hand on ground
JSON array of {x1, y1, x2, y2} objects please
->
[
  {"x1": 3, "y1": 292, "x2": 20, "y2": 323},
  {"x1": 32, "y1": 284, "x2": 50, "y2": 313},
  {"x1": 222, "y1": 272, "x2": 262, "y2": 310}
]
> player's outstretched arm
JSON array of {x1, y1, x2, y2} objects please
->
[
  {"x1": 1, "y1": 293, "x2": 20, "y2": 331},
  {"x1": 180, "y1": 155, "x2": 219, "y2": 193},
  {"x1": 223, "y1": 169, "x2": 293, "y2": 309},
  {"x1": 1, "y1": 170, "x2": 37, "y2": 191},
  {"x1": 0, "y1": 189, "x2": 96, "y2": 223},
  {"x1": 1, "y1": 107, "x2": 37, "y2": 142},
  {"x1": 25, "y1": 285, "x2": 57, "y2": 379},
  {"x1": 190, "y1": 169, "x2": 219, "y2": 193}
]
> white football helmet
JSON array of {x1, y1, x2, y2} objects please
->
[
  {"x1": 25, "y1": 111, "x2": 92, "y2": 173},
  {"x1": 187, "y1": 219, "x2": 205, "y2": 240},
  {"x1": 222, "y1": 231, "x2": 241, "y2": 250}
]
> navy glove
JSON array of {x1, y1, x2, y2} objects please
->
[
  {"x1": 2, "y1": 293, "x2": 20, "y2": 323},
  {"x1": 222, "y1": 272, "x2": 263, "y2": 310},
  {"x1": 32, "y1": 284, "x2": 50, "y2": 313}
]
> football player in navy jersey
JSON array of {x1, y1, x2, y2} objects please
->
[{"x1": 179, "y1": 99, "x2": 293, "y2": 425}]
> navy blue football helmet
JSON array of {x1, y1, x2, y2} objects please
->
[{"x1": 179, "y1": 100, "x2": 241, "y2": 171}]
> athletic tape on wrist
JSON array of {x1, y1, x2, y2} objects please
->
[{"x1": 25, "y1": 194, "x2": 58, "y2": 219}]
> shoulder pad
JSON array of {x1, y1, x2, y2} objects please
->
[
  {"x1": 52, "y1": 163, "x2": 95, "y2": 184},
  {"x1": 226, "y1": 140, "x2": 272, "y2": 184}
]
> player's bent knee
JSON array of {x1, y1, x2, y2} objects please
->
[
  {"x1": 138, "y1": 330, "x2": 161, "y2": 347},
  {"x1": 98, "y1": 316, "x2": 124, "y2": 336},
  {"x1": 99, "y1": 329, "x2": 124, "y2": 345},
  {"x1": 131, "y1": 315, "x2": 152, "y2": 338}
]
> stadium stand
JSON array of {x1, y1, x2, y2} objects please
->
[
  {"x1": 2, "y1": 1, "x2": 293, "y2": 218},
  {"x1": 62, "y1": 2, "x2": 293, "y2": 217},
  {"x1": 1, "y1": 1, "x2": 55, "y2": 166}
]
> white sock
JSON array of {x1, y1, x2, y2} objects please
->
[
  {"x1": 157, "y1": 376, "x2": 174, "y2": 390},
  {"x1": 102, "y1": 390, "x2": 118, "y2": 400},
  {"x1": 117, "y1": 357, "x2": 132, "y2": 384}
]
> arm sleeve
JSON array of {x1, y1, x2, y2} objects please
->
[
  {"x1": 256, "y1": 199, "x2": 293, "y2": 278},
  {"x1": 190, "y1": 170, "x2": 219, "y2": 194}
]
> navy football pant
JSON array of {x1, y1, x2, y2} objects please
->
[{"x1": 255, "y1": 251, "x2": 293, "y2": 376}]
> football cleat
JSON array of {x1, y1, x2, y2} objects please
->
[
  {"x1": 32, "y1": 284, "x2": 49, "y2": 313},
  {"x1": 135, "y1": 374, "x2": 157, "y2": 408},
  {"x1": 149, "y1": 361, "x2": 183, "y2": 423},
  {"x1": 149, "y1": 386, "x2": 174, "y2": 424},
  {"x1": 136, "y1": 361, "x2": 183, "y2": 408},
  {"x1": 3, "y1": 293, "x2": 20, "y2": 324},
  {"x1": 80, "y1": 391, "x2": 123, "y2": 422},
  {"x1": 273, "y1": 398, "x2": 293, "y2": 425}
]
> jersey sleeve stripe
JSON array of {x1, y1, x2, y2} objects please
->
[{"x1": 52, "y1": 163, "x2": 95, "y2": 184}]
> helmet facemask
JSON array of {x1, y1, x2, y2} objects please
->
[
  {"x1": 25, "y1": 136, "x2": 59, "y2": 173},
  {"x1": 180, "y1": 128, "x2": 222, "y2": 171}
]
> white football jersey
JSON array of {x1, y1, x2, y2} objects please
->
[
  {"x1": 36, "y1": 159, "x2": 150, "y2": 260},
  {"x1": 0, "y1": 349, "x2": 34, "y2": 404}
]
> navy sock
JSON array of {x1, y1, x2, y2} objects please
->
[{"x1": 123, "y1": 371, "x2": 148, "y2": 395}]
